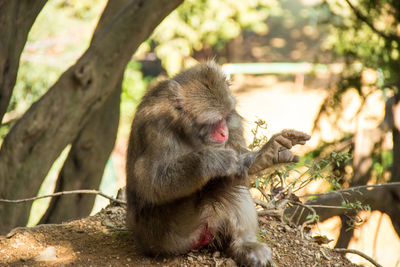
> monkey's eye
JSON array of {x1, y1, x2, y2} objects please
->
[{"x1": 197, "y1": 123, "x2": 211, "y2": 139}]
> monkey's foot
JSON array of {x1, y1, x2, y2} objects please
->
[{"x1": 233, "y1": 241, "x2": 275, "y2": 267}]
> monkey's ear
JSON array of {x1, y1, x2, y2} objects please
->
[{"x1": 167, "y1": 80, "x2": 184, "y2": 110}]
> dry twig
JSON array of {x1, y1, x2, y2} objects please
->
[
  {"x1": 334, "y1": 248, "x2": 382, "y2": 267},
  {"x1": 299, "y1": 182, "x2": 400, "y2": 198},
  {"x1": 254, "y1": 197, "x2": 290, "y2": 221},
  {"x1": 257, "y1": 187, "x2": 270, "y2": 200},
  {"x1": 0, "y1": 189, "x2": 126, "y2": 205},
  {"x1": 292, "y1": 201, "x2": 317, "y2": 239}
]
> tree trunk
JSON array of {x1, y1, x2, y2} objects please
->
[
  {"x1": 393, "y1": 129, "x2": 400, "y2": 180},
  {"x1": 385, "y1": 91, "x2": 400, "y2": 236},
  {"x1": 39, "y1": 84, "x2": 121, "y2": 224},
  {"x1": 0, "y1": 0, "x2": 183, "y2": 234},
  {"x1": 335, "y1": 127, "x2": 382, "y2": 248},
  {"x1": 334, "y1": 214, "x2": 354, "y2": 248},
  {"x1": 39, "y1": 0, "x2": 130, "y2": 224},
  {"x1": 324, "y1": 90, "x2": 400, "y2": 248},
  {"x1": 392, "y1": 91, "x2": 400, "y2": 182},
  {"x1": 0, "y1": 1, "x2": 47, "y2": 123}
]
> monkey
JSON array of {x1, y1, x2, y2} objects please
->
[{"x1": 126, "y1": 61, "x2": 310, "y2": 267}]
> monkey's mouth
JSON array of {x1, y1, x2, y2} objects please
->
[
  {"x1": 213, "y1": 132, "x2": 228, "y2": 143},
  {"x1": 211, "y1": 119, "x2": 229, "y2": 143}
]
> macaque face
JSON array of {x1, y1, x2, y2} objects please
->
[{"x1": 172, "y1": 62, "x2": 236, "y2": 146}]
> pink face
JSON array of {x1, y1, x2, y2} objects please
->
[{"x1": 209, "y1": 118, "x2": 229, "y2": 144}]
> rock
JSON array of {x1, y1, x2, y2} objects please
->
[{"x1": 34, "y1": 246, "x2": 57, "y2": 261}]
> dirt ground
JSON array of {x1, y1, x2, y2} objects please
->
[{"x1": 0, "y1": 204, "x2": 358, "y2": 267}]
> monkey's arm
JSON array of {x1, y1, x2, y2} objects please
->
[
  {"x1": 133, "y1": 148, "x2": 241, "y2": 204},
  {"x1": 248, "y1": 130, "x2": 311, "y2": 175}
]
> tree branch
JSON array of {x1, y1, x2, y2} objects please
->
[
  {"x1": 39, "y1": 1, "x2": 130, "y2": 224},
  {"x1": 344, "y1": 0, "x2": 400, "y2": 43},
  {"x1": 0, "y1": 189, "x2": 126, "y2": 205},
  {"x1": 299, "y1": 182, "x2": 400, "y2": 198},
  {"x1": 40, "y1": 85, "x2": 122, "y2": 224},
  {"x1": 287, "y1": 182, "x2": 400, "y2": 226},
  {"x1": 334, "y1": 248, "x2": 382, "y2": 267},
  {"x1": 0, "y1": 1, "x2": 47, "y2": 123}
]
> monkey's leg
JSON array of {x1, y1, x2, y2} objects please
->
[
  {"x1": 133, "y1": 199, "x2": 210, "y2": 256},
  {"x1": 212, "y1": 186, "x2": 274, "y2": 267}
]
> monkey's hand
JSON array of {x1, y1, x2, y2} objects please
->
[
  {"x1": 210, "y1": 148, "x2": 243, "y2": 178},
  {"x1": 208, "y1": 149, "x2": 256, "y2": 180},
  {"x1": 248, "y1": 130, "x2": 311, "y2": 175},
  {"x1": 234, "y1": 152, "x2": 257, "y2": 179}
]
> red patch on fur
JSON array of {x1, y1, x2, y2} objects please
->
[{"x1": 190, "y1": 222, "x2": 213, "y2": 250}]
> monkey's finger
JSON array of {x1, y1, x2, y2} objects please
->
[
  {"x1": 293, "y1": 136, "x2": 310, "y2": 146},
  {"x1": 291, "y1": 155, "x2": 300, "y2": 163},
  {"x1": 294, "y1": 140, "x2": 307, "y2": 145},
  {"x1": 282, "y1": 130, "x2": 311, "y2": 140},
  {"x1": 282, "y1": 131, "x2": 311, "y2": 146},
  {"x1": 277, "y1": 150, "x2": 298, "y2": 163},
  {"x1": 274, "y1": 135, "x2": 293, "y2": 149}
]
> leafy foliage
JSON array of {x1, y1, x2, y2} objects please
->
[
  {"x1": 8, "y1": 0, "x2": 106, "y2": 117},
  {"x1": 119, "y1": 61, "x2": 150, "y2": 137},
  {"x1": 372, "y1": 149, "x2": 393, "y2": 181},
  {"x1": 322, "y1": 0, "x2": 400, "y2": 92},
  {"x1": 254, "y1": 152, "x2": 351, "y2": 195},
  {"x1": 137, "y1": 0, "x2": 280, "y2": 75},
  {"x1": 312, "y1": 0, "x2": 399, "y2": 185}
]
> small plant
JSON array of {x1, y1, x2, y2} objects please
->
[
  {"x1": 249, "y1": 119, "x2": 351, "y2": 200},
  {"x1": 248, "y1": 119, "x2": 268, "y2": 151},
  {"x1": 248, "y1": 120, "x2": 370, "y2": 230}
]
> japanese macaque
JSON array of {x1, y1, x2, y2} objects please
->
[{"x1": 126, "y1": 61, "x2": 310, "y2": 266}]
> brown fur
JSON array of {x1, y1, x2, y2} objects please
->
[{"x1": 126, "y1": 61, "x2": 310, "y2": 266}]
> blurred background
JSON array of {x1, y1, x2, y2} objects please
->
[{"x1": 1, "y1": 0, "x2": 400, "y2": 266}]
